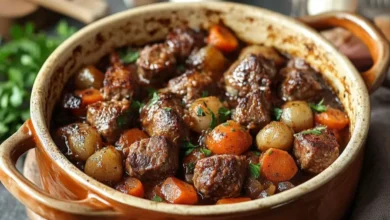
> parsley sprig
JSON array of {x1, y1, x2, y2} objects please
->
[
  {"x1": 182, "y1": 140, "x2": 198, "y2": 155},
  {"x1": 152, "y1": 195, "x2": 163, "y2": 202},
  {"x1": 0, "y1": 21, "x2": 76, "y2": 141},
  {"x1": 249, "y1": 162, "x2": 261, "y2": 179},
  {"x1": 273, "y1": 108, "x2": 283, "y2": 121},
  {"x1": 120, "y1": 48, "x2": 139, "y2": 64},
  {"x1": 309, "y1": 99, "x2": 327, "y2": 113},
  {"x1": 298, "y1": 126, "x2": 327, "y2": 135},
  {"x1": 218, "y1": 106, "x2": 231, "y2": 122}
]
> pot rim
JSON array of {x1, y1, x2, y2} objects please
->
[{"x1": 30, "y1": 2, "x2": 370, "y2": 216}]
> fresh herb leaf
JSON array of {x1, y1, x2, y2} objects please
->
[
  {"x1": 309, "y1": 99, "x2": 327, "y2": 113},
  {"x1": 200, "y1": 148, "x2": 212, "y2": 156},
  {"x1": 120, "y1": 49, "x2": 139, "y2": 64},
  {"x1": 131, "y1": 100, "x2": 144, "y2": 113},
  {"x1": 152, "y1": 195, "x2": 163, "y2": 202},
  {"x1": 218, "y1": 106, "x2": 231, "y2": 122},
  {"x1": 147, "y1": 88, "x2": 157, "y2": 98},
  {"x1": 253, "y1": 151, "x2": 261, "y2": 156},
  {"x1": 185, "y1": 162, "x2": 195, "y2": 173},
  {"x1": 196, "y1": 107, "x2": 205, "y2": 116},
  {"x1": 182, "y1": 141, "x2": 198, "y2": 155},
  {"x1": 148, "y1": 92, "x2": 160, "y2": 107},
  {"x1": 208, "y1": 108, "x2": 217, "y2": 129},
  {"x1": 116, "y1": 114, "x2": 129, "y2": 128},
  {"x1": 201, "y1": 90, "x2": 209, "y2": 97},
  {"x1": 163, "y1": 107, "x2": 172, "y2": 112},
  {"x1": 249, "y1": 162, "x2": 261, "y2": 179},
  {"x1": 177, "y1": 64, "x2": 185, "y2": 72},
  {"x1": 273, "y1": 108, "x2": 283, "y2": 121},
  {"x1": 299, "y1": 126, "x2": 327, "y2": 135}
]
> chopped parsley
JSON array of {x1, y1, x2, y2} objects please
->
[
  {"x1": 218, "y1": 106, "x2": 231, "y2": 122},
  {"x1": 163, "y1": 107, "x2": 172, "y2": 112},
  {"x1": 200, "y1": 148, "x2": 212, "y2": 156},
  {"x1": 182, "y1": 141, "x2": 198, "y2": 155},
  {"x1": 196, "y1": 107, "x2": 205, "y2": 116},
  {"x1": 152, "y1": 195, "x2": 163, "y2": 202},
  {"x1": 131, "y1": 100, "x2": 144, "y2": 113},
  {"x1": 273, "y1": 108, "x2": 283, "y2": 121},
  {"x1": 147, "y1": 88, "x2": 158, "y2": 98},
  {"x1": 299, "y1": 126, "x2": 327, "y2": 135},
  {"x1": 253, "y1": 151, "x2": 261, "y2": 156},
  {"x1": 116, "y1": 113, "x2": 128, "y2": 129},
  {"x1": 201, "y1": 90, "x2": 209, "y2": 97},
  {"x1": 208, "y1": 108, "x2": 218, "y2": 129},
  {"x1": 249, "y1": 162, "x2": 261, "y2": 179},
  {"x1": 309, "y1": 99, "x2": 327, "y2": 113},
  {"x1": 148, "y1": 92, "x2": 160, "y2": 107},
  {"x1": 185, "y1": 162, "x2": 195, "y2": 173},
  {"x1": 120, "y1": 48, "x2": 139, "y2": 64}
]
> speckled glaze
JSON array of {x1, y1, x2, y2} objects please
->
[{"x1": 0, "y1": 2, "x2": 389, "y2": 220}]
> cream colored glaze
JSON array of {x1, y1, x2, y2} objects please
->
[{"x1": 0, "y1": 2, "x2": 389, "y2": 219}]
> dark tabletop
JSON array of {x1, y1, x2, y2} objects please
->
[{"x1": 1, "y1": 0, "x2": 389, "y2": 219}]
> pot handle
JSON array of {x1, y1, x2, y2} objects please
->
[
  {"x1": 300, "y1": 11, "x2": 390, "y2": 93},
  {"x1": 0, "y1": 120, "x2": 119, "y2": 220}
]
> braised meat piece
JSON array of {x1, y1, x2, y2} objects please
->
[
  {"x1": 140, "y1": 92, "x2": 189, "y2": 145},
  {"x1": 103, "y1": 63, "x2": 138, "y2": 101},
  {"x1": 224, "y1": 54, "x2": 276, "y2": 98},
  {"x1": 167, "y1": 70, "x2": 215, "y2": 105},
  {"x1": 293, "y1": 128, "x2": 340, "y2": 174},
  {"x1": 239, "y1": 45, "x2": 286, "y2": 68},
  {"x1": 193, "y1": 155, "x2": 247, "y2": 200},
  {"x1": 125, "y1": 136, "x2": 178, "y2": 181},
  {"x1": 280, "y1": 67, "x2": 325, "y2": 101},
  {"x1": 86, "y1": 100, "x2": 130, "y2": 144},
  {"x1": 232, "y1": 90, "x2": 271, "y2": 132},
  {"x1": 166, "y1": 27, "x2": 205, "y2": 60},
  {"x1": 137, "y1": 43, "x2": 176, "y2": 85}
]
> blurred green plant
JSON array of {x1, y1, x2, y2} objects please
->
[{"x1": 0, "y1": 21, "x2": 77, "y2": 142}]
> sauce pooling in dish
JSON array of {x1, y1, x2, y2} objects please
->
[{"x1": 52, "y1": 25, "x2": 350, "y2": 205}]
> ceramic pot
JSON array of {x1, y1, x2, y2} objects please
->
[{"x1": 0, "y1": 2, "x2": 389, "y2": 220}]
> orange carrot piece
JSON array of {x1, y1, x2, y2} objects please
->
[
  {"x1": 115, "y1": 177, "x2": 144, "y2": 198},
  {"x1": 216, "y1": 197, "x2": 251, "y2": 204},
  {"x1": 314, "y1": 107, "x2": 349, "y2": 130},
  {"x1": 161, "y1": 177, "x2": 198, "y2": 205},
  {"x1": 207, "y1": 25, "x2": 238, "y2": 53},
  {"x1": 75, "y1": 88, "x2": 103, "y2": 106},
  {"x1": 205, "y1": 120, "x2": 252, "y2": 155},
  {"x1": 118, "y1": 129, "x2": 149, "y2": 148},
  {"x1": 261, "y1": 148, "x2": 298, "y2": 182}
]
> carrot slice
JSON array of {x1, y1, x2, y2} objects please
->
[
  {"x1": 161, "y1": 177, "x2": 198, "y2": 205},
  {"x1": 75, "y1": 88, "x2": 103, "y2": 106},
  {"x1": 205, "y1": 120, "x2": 252, "y2": 155},
  {"x1": 115, "y1": 177, "x2": 144, "y2": 198},
  {"x1": 314, "y1": 107, "x2": 349, "y2": 130},
  {"x1": 216, "y1": 197, "x2": 251, "y2": 204},
  {"x1": 207, "y1": 25, "x2": 238, "y2": 53},
  {"x1": 117, "y1": 129, "x2": 148, "y2": 148},
  {"x1": 261, "y1": 148, "x2": 298, "y2": 182}
]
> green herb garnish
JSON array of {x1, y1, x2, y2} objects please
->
[
  {"x1": 131, "y1": 100, "x2": 144, "y2": 113},
  {"x1": 273, "y1": 108, "x2": 283, "y2": 121},
  {"x1": 200, "y1": 148, "x2": 212, "y2": 156},
  {"x1": 208, "y1": 108, "x2": 217, "y2": 129},
  {"x1": 201, "y1": 90, "x2": 209, "y2": 97},
  {"x1": 120, "y1": 49, "x2": 139, "y2": 64},
  {"x1": 185, "y1": 162, "x2": 195, "y2": 173},
  {"x1": 253, "y1": 151, "x2": 261, "y2": 156},
  {"x1": 309, "y1": 99, "x2": 327, "y2": 113},
  {"x1": 249, "y1": 162, "x2": 261, "y2": 179},
  {"x1": 163, "y1": 107, "x2": 172, "y2": 112},
  {"x1": 218, "y1": 106, "x2": 231, "y2": 122},
  {"x1": 182, "y1": 141, "x2": 198, "y2": 155},
  {"x1": 148, "y1": 92, "x2": 160, "y2": 107},
  {"x1": 177, "y1": 64, "x2": 185, "y2": 72},
  {"x1": 0, "y1": 21, "x2": 76, "y2": 141},
  {"x1": 299, "y1": 126, "x2": 327, "y2": 135},
  {"x1": 152, "y1": 195, "x2": 163, "y2": 202},
  {"x1": 196, "y1": 107, "x2": 205, "y2": 116},
  {"x1": 116, "y1": 113, "x2": 129, "y2": 128},
  {"x1": 147, "y1": 88, "x2": 157, "y2": 98}
]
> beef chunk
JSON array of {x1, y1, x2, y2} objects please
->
[
  {"x1": 103, "y1": 64, "x2": 138, "y2": 101},
  {"x1": 166, "y1": 27, "x2": 205, "y2": 60},
  {"x1": 140, "y1": 92, "x2": 188, "y2": 145},
  {"x1": 232, "y1": 91, "x2": 271, "y2": 132},
  {"x1": 137, "y1": 43, "x2": 176, "y2": 85},
  {"x1": 167, "y1": 70, "x2": 215, "y2": 105},
  {"x1": 125, "y1": 136, "x2": 178, "y2": 181},
  {"x1": 193, "y1": 155, "x2": 247, "y2": 200},
  {"x1": 86, "y1": 100, "x2": 130, "y2": 144},
  {"x1": 224, "y1": 54, "x2": 276, "y2": 98},
  {"x1": 239, "y1": 45, "x2": 286, "y2": 68},
  {"x1": 293, "y1": 128, "x2": 340, "y2": 174},
  {"x1": 280, "y1": 67, "x2": 325, "y2": 101}
]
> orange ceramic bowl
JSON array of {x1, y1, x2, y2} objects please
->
[{"x1": 0, "y1": 2, "x2": 389, "y2": 220}]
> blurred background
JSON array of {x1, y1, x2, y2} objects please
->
[{"x1": 0, "y1": 0, "x2": 388, "y2": 219}]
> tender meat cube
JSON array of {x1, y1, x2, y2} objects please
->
[
  {"x1": 293, "y1": 128, "x2": 340, "y2": 174},
  {"x1": 280, "y1": 67, "x2": 325, "y2": 101},
  {"x1": 167, "y1": 70, "x2": 215, "y2": 105},
  {"x1": 232, "y1": 91, "x2": 271, "y2": 132},
  {"x1": 86, "y1": 100, "x2": 130, "y2": 144},
  {"x1": 103, "y1": 64, "x2": 138, "y2": 101},
  {"x1": 224, "y1": 54, "x2": 276, "y2": 98},
  {"x1": 186, "y1": 45, "x2": 227, "y2": 80},
  {"x1": 140, "y1": 93, "x2": 188, "y2": 145},
  {"x1": 166, "y1": 27, "x2": 205, "y2": 60},
  {"x1": 137, "y1": 43, "x2": 176, "y2": 85},
  {"x1": 193, "y1": 155, "x2": 247, "y2": 200},
  {"x1": 240, "y1": 45, "x2": 285, "y2": 68},
  {"x1": 125, "y1": 136, "x2": 178, "y2": 181}
]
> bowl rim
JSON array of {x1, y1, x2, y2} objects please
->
[{"x1": 30, "y1": 1, "x2": 370, "y2": 216}]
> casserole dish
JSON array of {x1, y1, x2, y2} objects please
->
[{"x1": 0, "y1": 2, "x2": 389, "y2": 219}]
